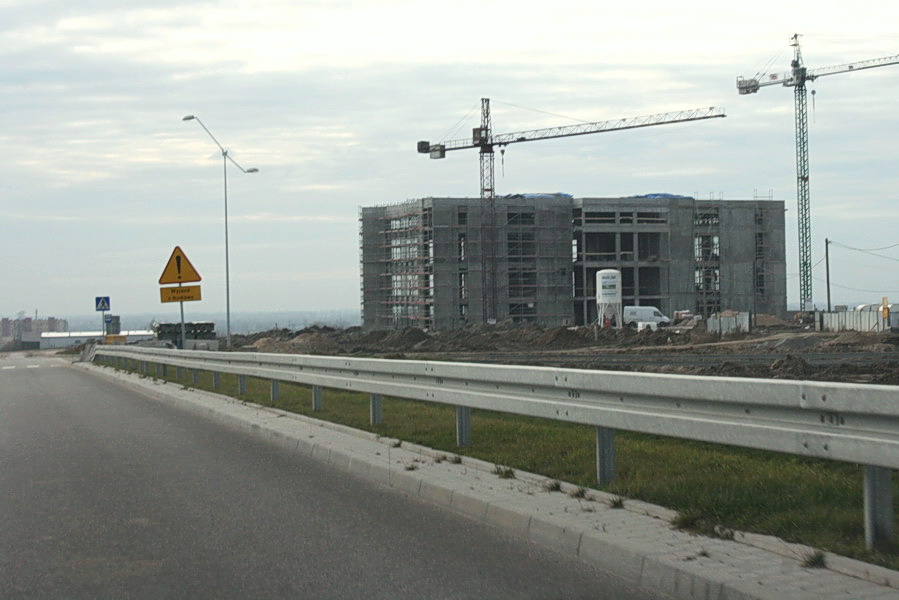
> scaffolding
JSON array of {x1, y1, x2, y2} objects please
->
[
  {"x1": 361, "y1": 196, "x2": 572, "y2": 330},
  {"x1": 693, "y1": 206, "x2": 721, "y2": 317}
]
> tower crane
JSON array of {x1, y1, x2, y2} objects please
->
[
  {"x1": 418, "y1": 99, "x2": 726, "y2": 199},
  {"x1": 737, "y1": 34, "x2": 899, "y2": 310},
  {"x1": 417, "y1": 99, "x2": 726, "y2": 324}
]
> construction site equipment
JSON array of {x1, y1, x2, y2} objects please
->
[
  {"x1": 737, "y1": 34, "x2": 899, "y2": 310},
  {"x1": 418, "y1": 99, "x2": 726, "y2": 322},
  {"x1": 418, "y1": 100, "x2": 725, "y2": 200}
]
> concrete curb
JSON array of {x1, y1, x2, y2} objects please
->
[{"x1": 76, "y1": 362, "x2": 899, "y2": 600}]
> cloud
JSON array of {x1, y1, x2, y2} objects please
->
[{"x1": 2, "y1": 0, "x2": 899, "y2": 315}]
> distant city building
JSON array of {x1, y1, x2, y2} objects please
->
[
  {"x1": 359, "y1": 194, "x2": 786, "y2": 330},
  {"x1": 1, "y1": 316, "x2": 69, "y2": 341},
  {"x1": 30, "y1": 330, "x2": 155, "y2": 350}
]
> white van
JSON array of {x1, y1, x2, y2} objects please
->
[{"x1": 622, "y1": 306, "x2": 671, "y2": 328}]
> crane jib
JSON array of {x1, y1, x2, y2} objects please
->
[{"x1": 422, "y1": 107, "x2": 725, "y2": 154}]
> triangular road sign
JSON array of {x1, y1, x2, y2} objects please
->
[{"x1": 159, "y1": 246, "x2": 202, "y2": 284}]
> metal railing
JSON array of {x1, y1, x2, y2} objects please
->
[{"x1": 91, "y1": 344, "x2": 899, "y2": 549}]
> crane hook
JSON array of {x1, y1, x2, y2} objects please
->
[{"x1": 811, "y1": 89, "x2": 816, "y2": 123}]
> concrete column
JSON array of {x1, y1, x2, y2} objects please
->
[
  {"x1": 312, "y1": 385, "x2": 323, "y2": 411},
  {"x1": 595, "y1": 426, "x2": 616, "y2": 485},
  {"x1": 455, "y1": 406, "x2": 471, "y2": 447},
  {"x1": 864, "y1": 465, "x2": 893, "y2": 549},
  {"x1": 370, "y1": 393, "x2": 382, "y2": 425}
]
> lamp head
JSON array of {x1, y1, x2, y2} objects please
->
[
  {"x1": 182, "y1": 115, "x2": 196, "y2": 121},
  {"x1": 246, "y1": 168, "x2": 259, "y2": 173}
]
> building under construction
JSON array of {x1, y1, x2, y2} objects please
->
[{"x1": 359, "y1": 194, "x2": 785, "y2": 330}]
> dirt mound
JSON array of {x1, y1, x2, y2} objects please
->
[
  {"x1": 770, "y1": 354, "x2": 813, "y2": 379},
  {"x1": 754, "y1": 313, "x2": 789, "y2": 327},
  {"x1": 248, "y1": 337, "x2": 295, "y2": 353},
  {"x1": 824, "y1": 332, "x2": 874, "y2": 346},
  {"x1": 534, "y1": 327, "x2": 591, "y2": 349},
  {"x1": 821, "y1": 332, "x2": 895, "y2": 353},
  {"x1": 289, "y1": 332, "x2": 339, "y2": 354},
  {"x1": 223, "y1": 323, "x2": 899, "y2": 386},
  {"x1": 872, "y1": 363, "x2": 899, "y2": 385},
  {"x1": 703, "y1": 361, "x2": 756, "y2": 378}
]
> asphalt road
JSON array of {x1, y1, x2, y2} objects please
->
[{"x1": 0, "y1": 353, "x2": 654, "y2": 599}]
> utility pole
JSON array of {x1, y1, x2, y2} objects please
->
[{"x1": 825, "y1": 238, "x2": 832, "y2": 312}]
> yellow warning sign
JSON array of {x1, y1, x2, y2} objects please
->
[
  {"x1": 160, "y1": 285, "x2": 202, "y2": 303},
  {"x1": 159, "y1": 246, "x2": 202, "y2": 285}
]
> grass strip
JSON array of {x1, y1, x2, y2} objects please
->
[{"x1": 108, "y1": 360, "x2": 899, "y2": 569}]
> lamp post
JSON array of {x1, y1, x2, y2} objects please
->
[{"x1": 182, "y1": 115, "x2": 258, "y2": 349}]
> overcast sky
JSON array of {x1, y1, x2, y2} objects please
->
[{"x1": 3, "y1": 0, "x2": 899, "y2": 321}]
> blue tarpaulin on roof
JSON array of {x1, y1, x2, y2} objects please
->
[
  {"x1": 502, "y1": 193, "x2": 574, "y2": 200},
  {"x1": 637, "y1": 193, "x2": 694, "y2": 200}
]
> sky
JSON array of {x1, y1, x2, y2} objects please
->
[{"x1": 3, "y1": 0, "x2": 899, "y2": 322}]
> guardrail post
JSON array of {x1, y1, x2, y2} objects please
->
[
  {"x1": 863, "y1": 465, "x2": 893, "y2": 549},
  {"x1": 595, "y1": 426, "x2": 616, "y2": 485},
  {"x1": 212, "y1": 372, "x2": 221, "y2": 390},
  {"x1": 238, "y1": 375, "x2": 247, "y2": 395},
  {"x1": 175, "y1": 366, "x2": 183, "y2": 379},
  {"x1": 270, "y1": 380, "x2": 280, "y2": 402},
  {"x1": 312, "y1": 385, "x2": 323, "y2": 411},
  {"x1": 370, "y1": 393, "x2": 382, "y2": 425},
  {"x1": 455, "y1": 406, "x2": 471, "y2": 447},
  {"x1": 192, "y1": 369, "x2": 200, "y2": 386}
]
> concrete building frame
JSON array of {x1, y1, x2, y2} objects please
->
[{"x1": 360, "y1": 194, "x2": 786, "y2": 331}]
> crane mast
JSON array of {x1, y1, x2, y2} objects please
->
[
  {"x1": 738, "y1": 35, "x2": 899, "y2": 310},
  {"x1": 792, "y1": 36, "x2": 813, "y2": 313}
]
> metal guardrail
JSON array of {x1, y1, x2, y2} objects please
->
[{"x1": 92, "y1": 344, "x2": 899, "y2": 549}]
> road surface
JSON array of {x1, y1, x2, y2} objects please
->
[{"x1": 0, "y1": 352, "x2": 653, "y2": 599}]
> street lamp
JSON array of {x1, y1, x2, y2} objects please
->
[{"x1": 182, "y1": 115, "x2": 258, "y2": 349}]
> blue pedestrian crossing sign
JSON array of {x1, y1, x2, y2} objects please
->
[{"x1": 95, "y1": 296, "x2": 110, "y2": 311}]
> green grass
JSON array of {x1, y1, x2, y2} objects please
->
[{"x1": 101, "y1": 358, "x2": 899, "y2": 569}]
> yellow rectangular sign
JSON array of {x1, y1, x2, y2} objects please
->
[{"x1": 160, "y1": 285, "x2": 202, "y2": 303}]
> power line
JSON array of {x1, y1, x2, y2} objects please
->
[
  {"x1": 828, "y1": 240, "x2": 899, "y2": 263},
  {"x1": 811, "y1": 275, "x2": 899, "y2": 295}
]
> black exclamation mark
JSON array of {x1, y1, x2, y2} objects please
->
[{"x1": 176, "y1": 256, "x2": 182, "y2": 280}]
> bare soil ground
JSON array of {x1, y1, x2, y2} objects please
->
[{"x1": 229, "y1": 317, "x2": 899, "y2": 386}]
